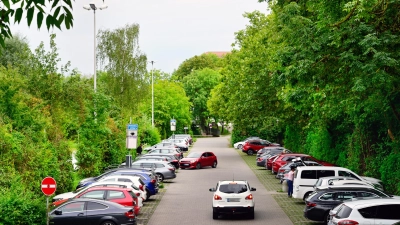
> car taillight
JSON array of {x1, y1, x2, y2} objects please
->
[
  {"x1": 151, "y1": 179, "x2": 156, "y2": 184},
  {"x1": 279, "y1": 169, "x2": 285, "y2": 172},
  {"x1": 168, "y1": 168, "x2": 175, "y2": 171},
  {"x1": 136, "y1": 192, "x2": 140, "y2": 197},
  {"x1": 306, "y1": 202, "x2": 316, "y2": 207},
  {"x1": 245, "y1": 194, "x2": 253, "y2": 200},
  {"x1": 125, "y1": 210, "x2": 135, "y2": 219},
  {"x1": 257, "y1": 158, "x2": 262, "y2": 162},
  {"x1": 214, "y1": 195, "x2": 222, "y2": 200},
  {"x1": 139, "y1": 184, "x2": 144, "y2": 191},
  {"x1": 338, "y1": 220, "x2": 359, "y2": 225}
]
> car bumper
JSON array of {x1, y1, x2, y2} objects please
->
[
  {"x1": 213, "y1": 206, "x2": 254, "y2": 215},
  {"x1": 303, "y1": 207, "x2": 327, "y2": 222},
  {"x1": 180, "y1": 163, "x2": 196, "y2": 169},
  {"x1": 256, "y1": 161, "x2": 266, "y2": 167}
]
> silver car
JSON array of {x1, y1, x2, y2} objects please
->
[{"x1": 131, "y1": 161, "x2": 176, "y2": 182}]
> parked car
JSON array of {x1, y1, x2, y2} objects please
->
[
  {"x1": 53, "y1": 181, "x2": 139, "y2": 203},
  {"x1": 233, "y1": 136, "x2": 260, "y2": 149},
  {"x1": 271, "y1": 153, "x2": 335, "y2": 174},
  {"x1": 144, "y1": 142, "x2": 177, "y2": 151},
  {"x1": 98, "y1": 175, "x2": 148, "y2": 203},
  {"x1": 53, "y1": 186, "x2": 141, "y2": 216},
  {"x1": 179, "y1": 151, "x2": 218, "y2": 169},
  {"x1": 75, "y1": 168, "x2": 153, "y2": 190},
  {"x1": 328, "y1": 198, "x2": 400, "y2": 225},
  {"x1": 313, "y1": 176, "x2": 359, "y2": 191},
  {"x1": 276, "y1": 161, "x2": 322, "y2": 182},
  {"x1": 256, "y1": 146, "x2": 286, "y2": 157},
  {"x1": 139, "y1": 154, "x2": 180, "y2": 169},
  {"x1": 172, "y1": 134, "x2": 193, "y2": 145},
  {"x1": 242, "y1": 139, "x2": 280, "y2": 155},
  {"x1": 147, "y1": 148, "x2": 183, "y2": 159},
  {"x1": 131, "y1": 161, "x2": 176, "y2": 182},
  {"x1": 256, "y1": 152, "x2": 281, "y2": 167},
  {"x1": 209, "y1": 180, "x2": 256, "y2": 219},
  {"x1": 292, "y1": 166, "x2": 384, "y2": 201},
  {"x1": 266, "y1": 155, "x2": 279, "y2": 170},
  {"x1": 50, "y1": 198, "x2": 137, "y2": 225},
  {"x1": 304, "y1": 185, "x2": 397, "y2": 224},
  {"x1": 164, "y1": 139, "x2": 189, "y2": 151}
]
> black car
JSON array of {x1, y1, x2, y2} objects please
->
[
  {"x1": 304, "y1": 185, "x2": 394, "y2": 224},
  {"x1": 50, "y1": 198, "x2": 137, "y2": 225}
]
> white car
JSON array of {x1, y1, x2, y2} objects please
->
[
  {"x1": 233, "y1": 137, "x2": 260, "y2": 149},
  {"x1": 98, "y1": 175, "x2": 148, "y2": 203},
  {"x1": 328, "y1": 198, "x2": 400, "y2": 225},
  {"x1": 209, "y1": 180, "x2": 256, "y2": 219}
]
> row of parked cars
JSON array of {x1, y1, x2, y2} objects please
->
[
  {"x1": 48, "y1": 134, "x2": 193, "y2": 225},
  {"x1": 235, "y1": 136, "x2": 400, "y2": 224}
]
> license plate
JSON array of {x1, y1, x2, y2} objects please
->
[
  {"x1": 227, "y1": 198, "x2": 240, "y2": 202},
  {"x1": 184, "y1": 164, "x2": 189, "y2": 166}
]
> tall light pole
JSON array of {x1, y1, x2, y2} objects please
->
[
  {"x1": 83, "y1": 2, "x2": 108, "y2": 92},
  {"x1": 150, "y1": 61, "x2": 155, "y2": 127}
]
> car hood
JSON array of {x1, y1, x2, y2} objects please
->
[{"x1": 53, "y1": 192, "x2": 76, "y2": 200}]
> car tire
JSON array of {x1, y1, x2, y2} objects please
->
[
  {"x1": 101, "y1": 221, "x2": 116, "y2": 225},
  {"x1": 303, "y1": 192, "x2": 312, "y2": 201},
  {"x1": 247, "y1": 150, "x2": 254, "y2": 155},
  {"x1": 213, "y1": 212, "x2": 218, "y2": 220},
  {"x1": 145, "y1": 188, "x2": 151, "y2": 200},
  {"x1": 157, "y1": 173, "x2": 164, "y2": 182},
  {"x1": 212, "y1": 161, "x2": 217, "y2": 168},
  {"x1": 196, "y1": 163, "x2": 201, "y2": 169},
  {"x1": 237, "y1": 144, "x2": 242, "y2": 149}
]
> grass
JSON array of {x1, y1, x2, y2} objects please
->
[{"x1": 237, "y1": 150, "x2": 324, "y2": 225}]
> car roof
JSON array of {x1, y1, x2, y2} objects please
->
[
  {"x1": 218, "y1": 180, "x2": 248, "y2": 185},
  {"x1": 341, "y1": 198, "x2": 400, "y2": 208},
  {"x1": 317, "y1": 176, "x2": 357, "y2": 180},
  {"x1": 85, "y1": 186, "x2": 133, "y2": 191},
  {"x1": 316, "y1": 184, "x2": 376, "y2": 191}
]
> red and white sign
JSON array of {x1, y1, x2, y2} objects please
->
[{"x1": 41, "y1": 177, "x2": 57, "y2": 196}]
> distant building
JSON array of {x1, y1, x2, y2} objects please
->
[{"x1": 204, "y1": 51, "x2": 230, "y2": 58}]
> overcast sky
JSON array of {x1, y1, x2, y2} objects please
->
[{"x1": 11, "y1": 0, "x2": 268, "y2": 75}]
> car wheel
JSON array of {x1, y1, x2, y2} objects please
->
[
  {"x1": 196, "y1": 163, "x2": 201, "y2": 169},
  {"x1": 237, "y1": 144, "x2": 242, "y2": 149},
  {"x1": 247, "y1": 150, "x2": 254, "y2": 155},
  {"x1": 101, "y1": 221, "x2": 116, "y2": 225},
  {"x1": 213, "y1": 212, "x2": 218, "y2": 220},
  {"x1": 145, "y1": 188, "x2": 151, "y2": 200},
  {"x1": 156, "y1": 173, "x2": 164, "y2": 182},
  {"x1": 212, "y1": 161, "x2": 217, "y2": 168},
  {"x1": 324, "y1": 212, "x2": 330, "y2": 225},
  {"x1": 303, "y1": 192, "x2": 312, "y2": 201}
]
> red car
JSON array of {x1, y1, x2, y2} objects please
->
[
  {"x1": 53, "y1": 186, "x2": 141, "y2": 216},
  {"x1": 242, "y1": 139, "x2": 280, "y2": 155},
  {"x1": 179, "y1": 152, "x2": 218, "y2": 169},
  {"x1": 265, "y1": 155, "x2": 279, "y2": 170},
  {"x1": 271, "y1": 153, "x2": 335, "y2": 174}
]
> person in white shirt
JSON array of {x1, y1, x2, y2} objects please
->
[{"x1": 287, "y1": 166, "x2": 296, "y2": 198}]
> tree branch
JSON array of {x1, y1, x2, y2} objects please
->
[{"x1": 330, "y1": 0, "x2": 360, "y2": 28}]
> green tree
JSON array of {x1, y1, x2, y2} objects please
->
[
  {"x1": 172, "y1": 53, "x2": 222, "y2": 81},
  {"x1": 97, "y1": 24, "x2": 148, "y2": 113},
  {"x1": 0, "y1": 0, "x2": 74, "y2": 47},
  {"x1": 183, "y1": 68, "x2": 221, "y2": 134}
]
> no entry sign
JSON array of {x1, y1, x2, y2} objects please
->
[{"x1": 41, "y1": 177, "x2": 57, "y2": 196}]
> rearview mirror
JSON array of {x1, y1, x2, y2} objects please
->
[
  {"x1": 250, "y1": 187, "x2": 256, "y2": 191},
  {"x1": 209, "y1": 188, "x2": 216, "y2": 192},
  {"x1": 54, "y1": 210, "x2": 62, "y2": 215}
]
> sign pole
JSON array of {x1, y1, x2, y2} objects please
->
[{"x1": 46, "y1": 197, "x2": 49, "y2": 225}]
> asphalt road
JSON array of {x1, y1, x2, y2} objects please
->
[{"x1": 147, "y1": 136, "x2": 293, "y2": 225}]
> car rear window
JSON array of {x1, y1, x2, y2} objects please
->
[
  {"x1": 335, "y1": 205, "x2": 352, "y2": 219},
  {"x1": 219, "y1": 184, "x2": 248, "y2": 194}
]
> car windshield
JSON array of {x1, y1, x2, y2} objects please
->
[
  {"x1": 219, "y1": 184, "x2": 248, "y2": 194},
  {"x1": 187, "y1": 152, "x2": 202, "y2": 158}
]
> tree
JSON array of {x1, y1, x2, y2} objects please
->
[
  {"x1": 183, "y1": 68, "x2": 221, "y2": 134},
  {"x1": 0, "y1": 0, "x2": 74, "y2": 47},
  {"x1": 97, "y1": 23, "x2": 148, "y2": 113},
  {"x1": 172, "y1": 53, "x2": 222, "y2": 81}
]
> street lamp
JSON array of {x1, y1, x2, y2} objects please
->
[
  {"x1": 83, "y1": 2, "x2": 108, "y2": 92},
  {"x1": 150, "y1": 61, "x2": 155, "y2": 127}
]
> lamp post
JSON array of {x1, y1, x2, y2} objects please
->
[
  {"x1": 83, "y1": 2, "x2": 108, "y2": 92},
  {"x1": 150, "y1": 61, "x2": 155, "y2": 127}
]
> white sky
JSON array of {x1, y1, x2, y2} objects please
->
[{"x1": 11, "y1": 0, "x2": 268, "y2": 75}]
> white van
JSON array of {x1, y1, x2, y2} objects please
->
[{"x1": 292, "y1": 166, "x2": 383, "y2": 200}]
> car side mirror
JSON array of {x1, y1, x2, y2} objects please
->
[
  {"x1": 329, "y1": 210, "x2": 337, "y2": 216},
  {"x1": 250, "y1": 187, "x2": 256, "y2": 191},
  {"x1": 54, "y1": 210, "x2": 62, "y2": 215},
  {"x1": 209, "y1": 188, "x2": 216, "y2": 192}
]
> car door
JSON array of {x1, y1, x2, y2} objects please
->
[
  {"x1": 85, "y1": 201, "x2": 109, "y2": 225},
  {"x1": 106, "y1": 190, "x2": 130, "y2": 206},
  {"x1": 200, "y1": 152, "x2": 208, "y2": 166},
  {"x1": 50, "y1": 201, "x2": 87, "y2": 225}
]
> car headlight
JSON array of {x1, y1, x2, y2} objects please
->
[{"x1": 190, "y1": 160, "x2": 197, "y2": 163}]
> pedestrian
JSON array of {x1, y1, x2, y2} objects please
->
[
  {"x1": 287, "y1": 165, "x2": 296, "y2": 198},
  {"x1": 136, "y1": 143, "x2": 143, "y2": 155}
]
